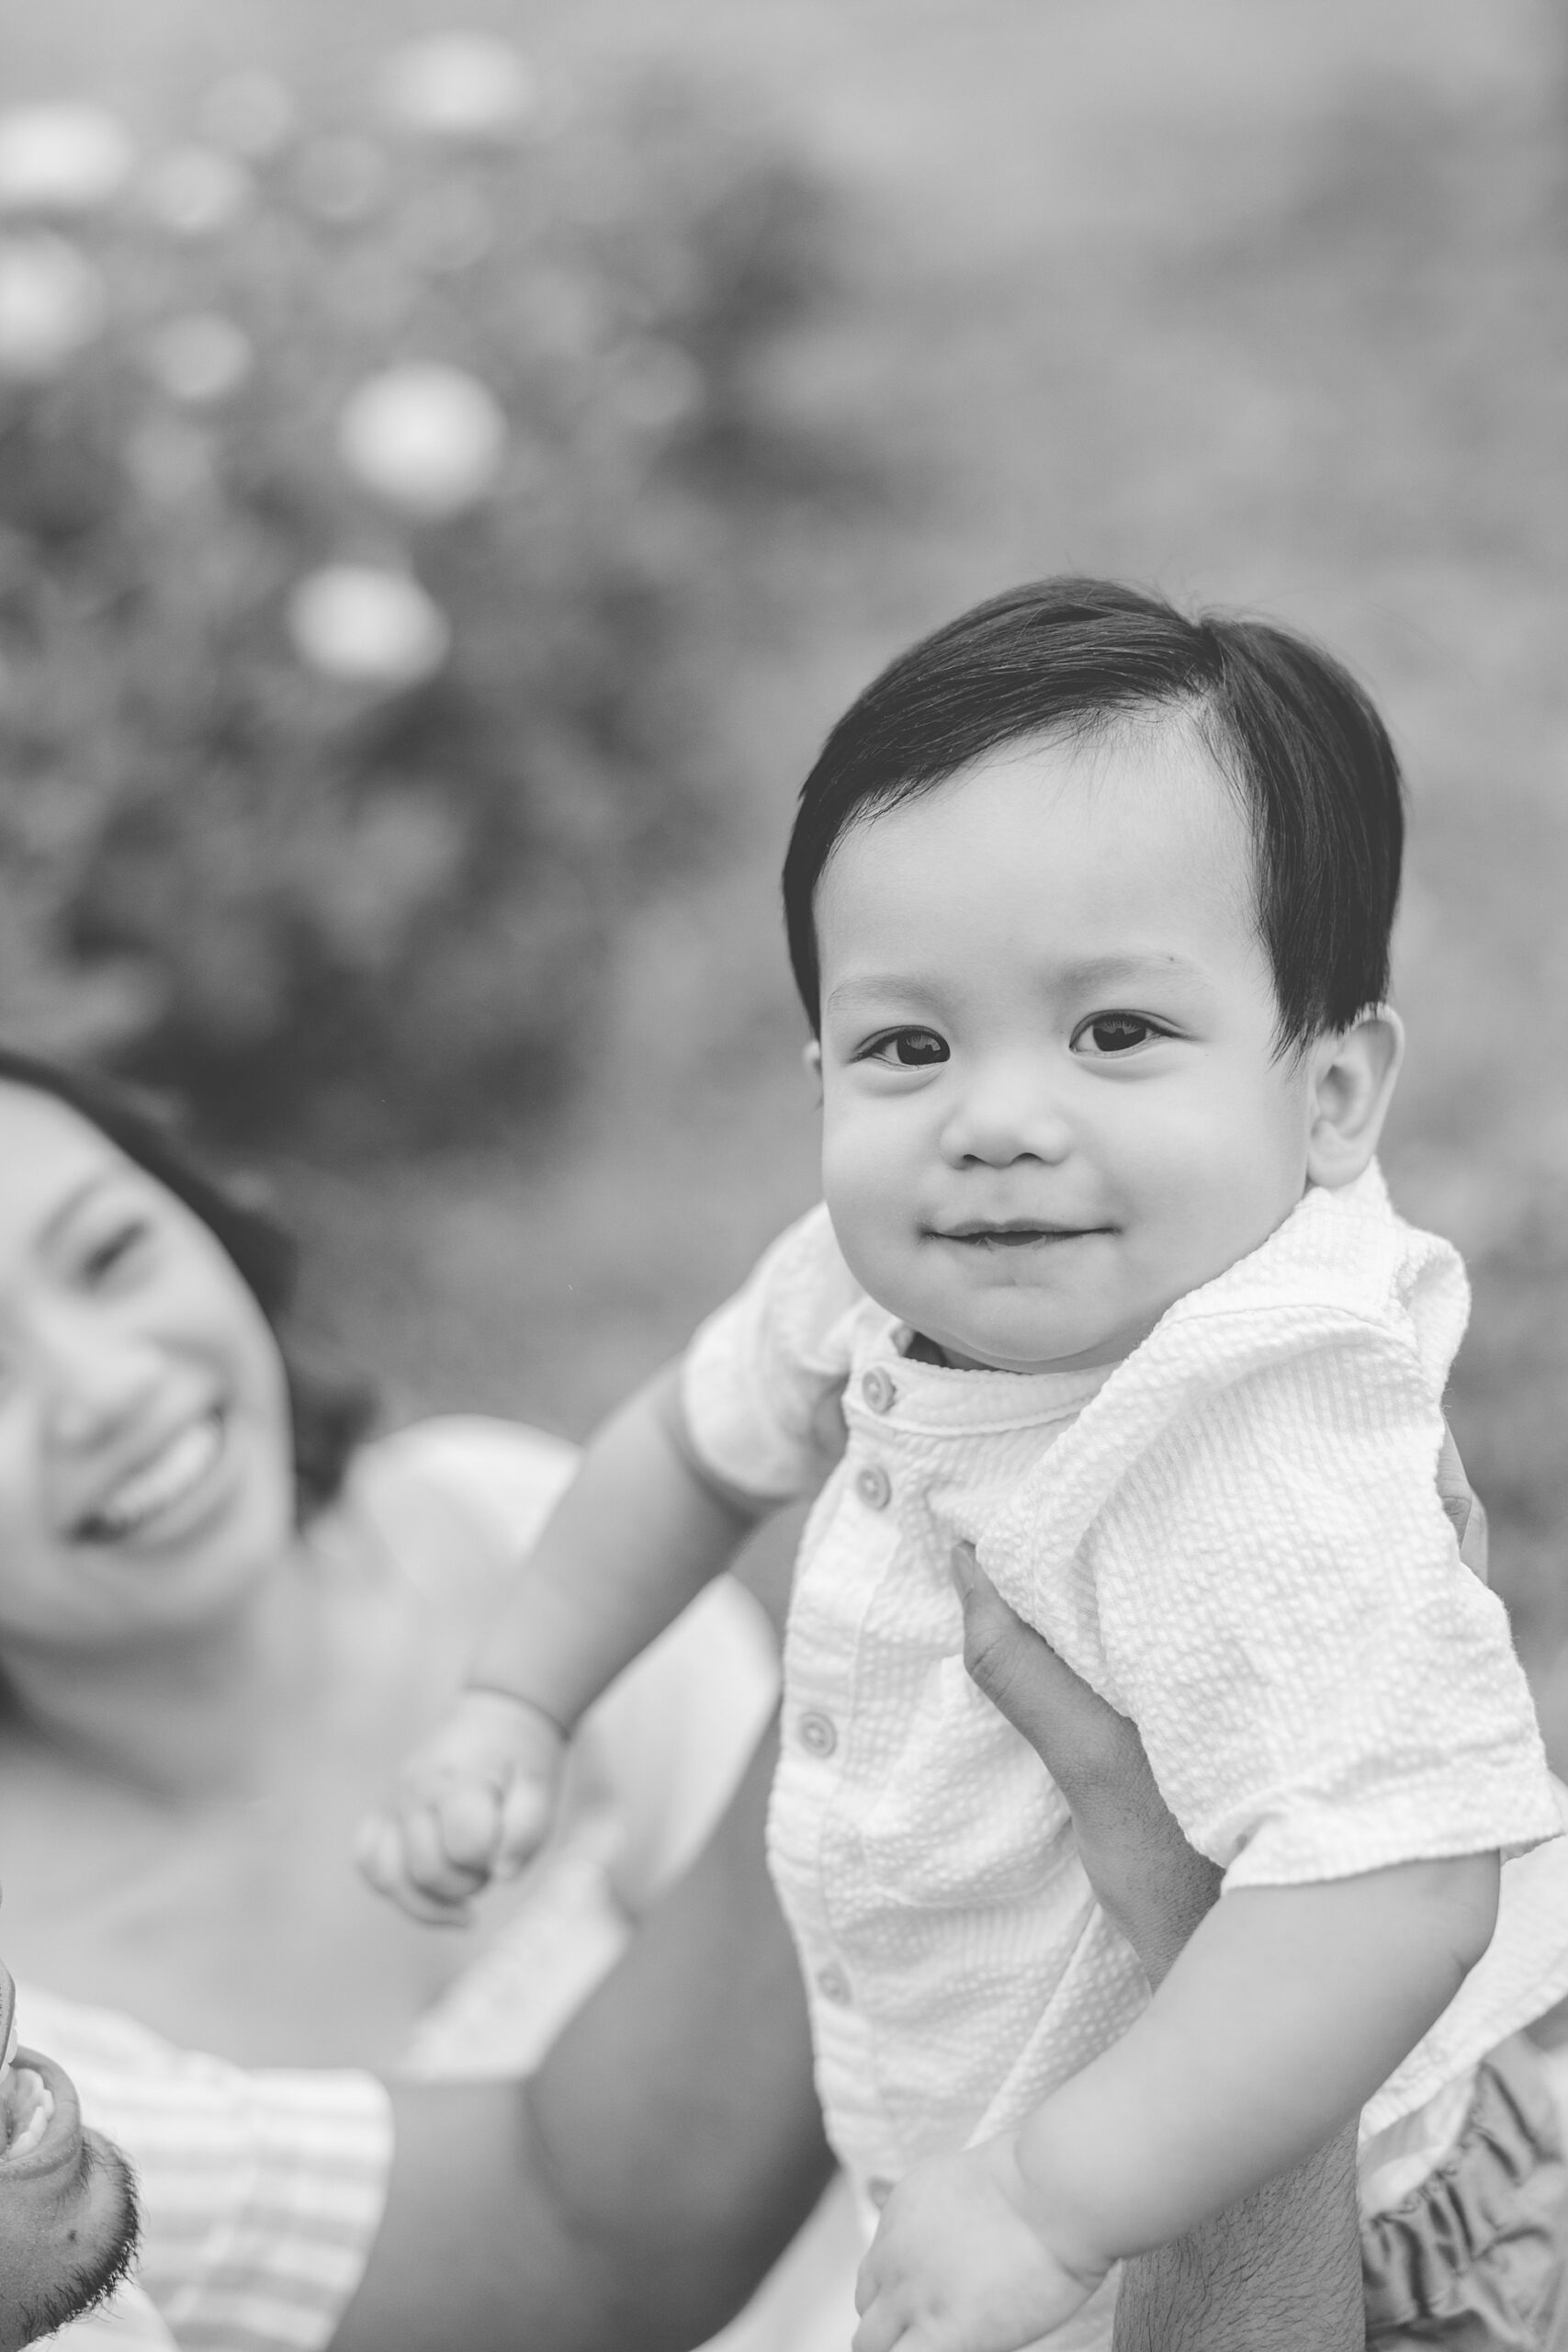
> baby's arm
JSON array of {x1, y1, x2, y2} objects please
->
[
  {"x1": 358, "y1": 1364, "x2": 772, "y2": 1921},
  {"x1": 853, "y1": 1851, "x2": 1499, "y2": 2352}
]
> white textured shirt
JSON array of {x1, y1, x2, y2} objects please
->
[
  {"x1": 682, "y1": 1162, "x2": 1568, "y2": 2216},
  {"x1": 22, "y1": 1989, "x2": 390, "y2": 2352}
]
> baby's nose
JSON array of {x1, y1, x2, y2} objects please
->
[{"x1": 942, "y1": 1068, "x2": 1072, "y2": 1165}]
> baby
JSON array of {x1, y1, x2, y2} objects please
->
[{"x1": 361, "y1": 579, "x2": 1568, "y2": 2349}]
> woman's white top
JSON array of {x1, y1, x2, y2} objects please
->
[
  {"x1": 681, "y1": 1163, "x2": 1568, "y2": 2207},
  {"x1": 382, "y1": 1418, "x2": 780, "y2": 2078},
  {"x1": 29, "y1": 1418, "x2": 783, "y2": 2352}
]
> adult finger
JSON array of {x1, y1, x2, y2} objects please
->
[
  {"x1": 850, "y1": 2294, "x2": 908, "y2": 2352},
  {"x1": 950, "y1": 1543, "x2": 1137, "y2": 1791},
  {"x1": 1436, "y1": 1425, "x2": 1489, "y2": 1581}
]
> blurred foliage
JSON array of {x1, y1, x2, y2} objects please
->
[{"x1": 0, "y1": 52, "x2": 840, "y2": 1146}]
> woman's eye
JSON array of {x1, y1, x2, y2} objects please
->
[
  {"x1": 1075, "y1": 1013, "x2": 1160, "y2": 1057},
  {"x1": 869, "y1": 1028, "x2": 949, "y2": 1068},
  {"x1": 80, "y1": 1222, "x2": 151, "y2": 1285}
]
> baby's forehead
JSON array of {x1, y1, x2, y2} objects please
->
[{"x1": 856, "y1": 709, "x2": 1255, "y2": 888}]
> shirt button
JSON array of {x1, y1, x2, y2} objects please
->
[
  {"x1": 816, "y1": 1963, "x2": 852, "y2": 2005},
  {"x1": 798, "y1": 1709, "x2": 838, "y2": 1758},
  {"x1": 866, "y1": 2177, "x2": 895, "y2": 2210},
  {"x1": 862, "y1": 1366, "x2": 897, "y2": 1414},
  {"x1": 854, "y1": 1463, "x2": 892, "y2": 1510}
]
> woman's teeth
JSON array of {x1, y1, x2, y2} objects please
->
[{"x1": 86, "y1": 1413, "x2": 224, "y2": 1540}]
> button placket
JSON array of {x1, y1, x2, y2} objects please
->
[
  {"x1": 797, "y1": 1709, "x2": 838, "y2": 1758},
  {"x1": 854, "y1": 1462, "x2": 891, "y2": 1510}
]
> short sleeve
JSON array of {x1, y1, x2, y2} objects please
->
[
  {"x1": 680, "y1": 1204, "x2": 863, "y2": 1503},
  {"x1": 1085, "y1": 1321, "x2": 1562, "y2": 1887}
]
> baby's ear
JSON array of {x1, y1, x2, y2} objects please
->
[
  {"x1": 802, "y1": 1038, "x2": 823, "y2": 1106},
  {"x1": 1304, "y1": 1008, "x2": 1404, "y2": 1188}
]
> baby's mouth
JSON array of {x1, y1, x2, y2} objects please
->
[{"x1": 938, "y1": 1223, "x2": 1104, "y2": 1249}]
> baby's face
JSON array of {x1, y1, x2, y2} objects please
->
[{"x1": 813, "y1": 719, "x2": 1322, "y2": 1373}]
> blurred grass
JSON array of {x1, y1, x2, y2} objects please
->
[{"x1": 8, "y1": 0, "x2": 1568, "y2": 1758}]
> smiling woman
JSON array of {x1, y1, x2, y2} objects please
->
[
  {"x1": 0, "y1": 1045, "x2": 779, "y2": 2109},
  {"x1": 0, "y1": 1079, "x2": 301, "y2": 1649}
]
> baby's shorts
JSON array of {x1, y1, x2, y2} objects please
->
[{"x1": 1363, "y1": 2036, "x2": 1568, "y2": 2348}]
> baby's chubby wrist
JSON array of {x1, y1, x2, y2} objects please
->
[
  {"x1": 460, "y1": 1680, "x2": 572, "y2": 1746},
  {"x1": 1007, "y1": 2107, "x2": 1122, "y2": 2282}
]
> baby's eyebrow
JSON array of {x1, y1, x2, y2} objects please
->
[
  {"x1": 823, "y1": 976, "x2": 946, "y2": 1018},
  {"x1": 1055, "y1": 951, "x2": 1207, "y2": 990}
]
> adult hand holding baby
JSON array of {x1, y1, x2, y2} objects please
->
[
  {"x1": 873, "y1": 1541, "x2": 1364, "y2": 2352},
  {"x1": 850, "y1": 1543, "x2": 1195, "y2": 2352},
  {"x1": 850, "y1": 1542, "x2": 1228, "y2": 2352},
  {"x1": 951, "y1": 1541, "x2": 1222, "y2": 1989}
]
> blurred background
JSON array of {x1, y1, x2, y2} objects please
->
[{"x1": 2, "y1": 0, "x2": 1566, "y2": 1758}]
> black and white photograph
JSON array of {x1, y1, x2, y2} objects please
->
[{"x1": 1, "y1": 6, "x2": 1566, "y2": 2348}]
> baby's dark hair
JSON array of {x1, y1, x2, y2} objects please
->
[{"x1": 782, "y1": 577, "x2": 1404, "y2": 1052}]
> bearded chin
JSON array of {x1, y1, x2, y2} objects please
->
[{"x1": 17, "y1": 2135, "x2": 142, "y2": 2345}]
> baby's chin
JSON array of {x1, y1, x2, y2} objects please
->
[{"x1": 915, "y1": 1316, "x2": 1141, "y2": 1376}]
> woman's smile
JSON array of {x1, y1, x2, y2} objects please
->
[{"x1": 71, "y1": 1407, "x2": 232, "y2": 1553}]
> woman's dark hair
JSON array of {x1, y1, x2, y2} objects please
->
[
  {"x1": 0, "y1": 1046, "x2": 376, "y2": 1519},
  {"x1": 782, "y1": 576, "x2": 1405, "y2": 1052}
]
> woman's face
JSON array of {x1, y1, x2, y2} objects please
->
[{"x1": 0, "y1": 1082, "x2": 296, "y2": 1652}]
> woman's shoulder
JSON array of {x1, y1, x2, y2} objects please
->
[{"x1": 338, "y1": 1416, "x2": 580, "y2": 1618}]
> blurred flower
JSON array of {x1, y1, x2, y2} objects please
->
[
  {"x1": 0, "y1": 105, "x2": 133, "y2": 215},
  {"x1": 0, "y1": 233, "x2": 105, "y2": 379},
  {"x1": 288, "y1": 564, "x2": 451, "y2": 687},
  {"x1": 199, "y1": 72, "x2": 298, "y2": 161},
  {"x1": 142, "y1": 147, "x2": 251, "y2": 237},
  {"x1": 379, "y1": 35, "x2": 536, "y2": 142},
  {"x1": 145, "y1": 311, "x2": 253, "y2": 405},
  {"x1": 295, "y1": 135, "x2": 389, "y2": 225},
  {"x1": 338, "y1": 363, "x2": 508, "y2": 519},
  {"x1": 402, "y1": 182, "x2": 494, "y2": 274}
]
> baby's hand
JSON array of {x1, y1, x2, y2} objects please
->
[
  {"x1": 355, "y1": 1689, "x2": 566, "y2": 1925},
  {"x1": 852, "y1": 2136, "x2": 1107, "y2": 2352}
]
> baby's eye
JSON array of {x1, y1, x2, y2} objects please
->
[
  {"x1": 1072, "y1": 1013, "x2": 1162, "y2": 1057},
  {"x1": 866, "y1": 1028, "x2": 949, "y2": 1068}
]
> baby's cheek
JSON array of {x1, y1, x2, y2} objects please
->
[{"x1": 828, "y1": 1200, "x2": 919, "y2": 1329}]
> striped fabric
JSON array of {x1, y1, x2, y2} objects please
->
[{"x1": 19, "y1": 1988, "x2": 390, "y2": 2352}]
